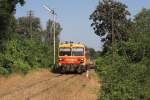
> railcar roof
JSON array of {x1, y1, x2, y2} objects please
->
[{"x1": 59, "y1": 43, "x2": 85, "y2": 48}]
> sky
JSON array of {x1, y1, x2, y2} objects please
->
[{"x1": 16, "y1": 0, "x2": 150, "y2": 51}]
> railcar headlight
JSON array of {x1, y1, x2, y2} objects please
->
[
  {"x1": 81, "y1": 58, "x2": 84, "y2": 61},
  {"x1": 80, "y1": 58, "x2": 84, "y2": 63},
  {"x1": 59, "y1": 58, "x2": 63, "y2": 61}
]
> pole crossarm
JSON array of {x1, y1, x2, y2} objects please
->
[{"x1": 43, "y1": 5, "x2": 57, "y2": 15}]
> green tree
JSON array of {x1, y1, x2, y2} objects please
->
[
  {"x1": 90, "y1": 0, "x2": 131, "y2": 52},
  {"x1": 95, "y1": 8, "x2": 150, "y2": 100},
  {"x1": 88, "y1": 48, "x2": 99, "y2": 60},
  {"x1": 17, "y1": 16, "x2": 42, "y2": 37},
  {"x1": 0, "y1": 0, "x2": 25, "y2": 40},
  {"x1": 45, "y1": 19, "x2": 62, "y2": 45},
  {"x1": 123, "y1": 8, "x2": 150, "y2": 62},
  {"x1": 133, "y1": 8, "x2": 150, "y2": 59}
]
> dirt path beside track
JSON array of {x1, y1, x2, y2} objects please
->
[{"x1": 0, "y1": 69, "x2": 100, "y2": 100}]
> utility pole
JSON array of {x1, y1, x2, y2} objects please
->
[
  {"x1": 43, "y1": 5, "x2": 57, "y2": 65},
  {"x1": 111, "y1": 7, "x2": 115, "y2": 65},
  {"x1": 27, "y1": 10, "x2": 33, "y2": 38},
  {"x1": 53, "y1": 12, "x2": 56, "y2": 65}
]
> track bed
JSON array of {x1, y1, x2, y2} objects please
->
[{"x1": 0, "y1": 69, "x2": 100, "y2": 100}]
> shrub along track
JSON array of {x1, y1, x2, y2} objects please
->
[{"x1": 0, "y1": 69, "x2": 100, "y2": 100}]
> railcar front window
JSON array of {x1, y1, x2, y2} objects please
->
[
  {"x1": 72, "y1": 48, "x2": 84, "y2": 56},
  {"x1": 59, "y1": 48, "x2": 71, "y2": 56}
]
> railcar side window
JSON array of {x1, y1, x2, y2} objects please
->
[
  {"x1": 59, "y1": 48, "x2": 71, "y2": 56},
  {"x1": 72, "y1": 48, "x2": 84, "y2": 56}
]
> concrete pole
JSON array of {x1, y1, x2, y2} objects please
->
[{"x1": 53, "y1": 14, "x2": 56, "y2": 65}]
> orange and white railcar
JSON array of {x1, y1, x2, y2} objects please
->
[{"x1": 57, "y1": 41, "x2": 90, "y2": 73}]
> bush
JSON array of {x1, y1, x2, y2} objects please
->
[
  {"x1": 0, "y1": 33, "x2": 53, "y2": 75},
  {"x1": 13, "y1": 59, "x2": 30, "y2": 74},
  {"x1": 96, "y1": 55, "x2": 150, "y2": 100},
  {"x1": 0, "y1": 67, "x2": 9, "y2": 75}
]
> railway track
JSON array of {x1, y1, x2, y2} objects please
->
[
  {"x1": 0, "y1": 74, "x2": 63, "y2": 98},
  {"x1": 0, "y1": 74, "x2": 76, "y2": 100},
  {"x1": 0, "y1": 69, "x2": 99, "y2": 100},
  {"x1": 0, "y1": 75, "x2": 75, "y2": 100},
  {"x1": 27, "y1": 75, "x2": 78, "y2": 100}
]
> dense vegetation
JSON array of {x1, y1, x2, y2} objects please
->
[
  {"x1": 90, "y1": 0, "x2": 150, "y2": 100},
  {"x1": 0, "y1": 0, "x2": 149, "y2": 99},
  {"x1": 0, "y1": 0, "x2": 62, "y2": 75}
]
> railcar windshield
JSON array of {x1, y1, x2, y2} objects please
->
[
  {"x1": 72, "y1": 48, "x2": 84, "y2": 56},
  {"x1": 59, "y1": 48, "x2": 84, "y2": 56},
  {"x1": 59, "y1": 48, "x2": 71, "y2": 56}
]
